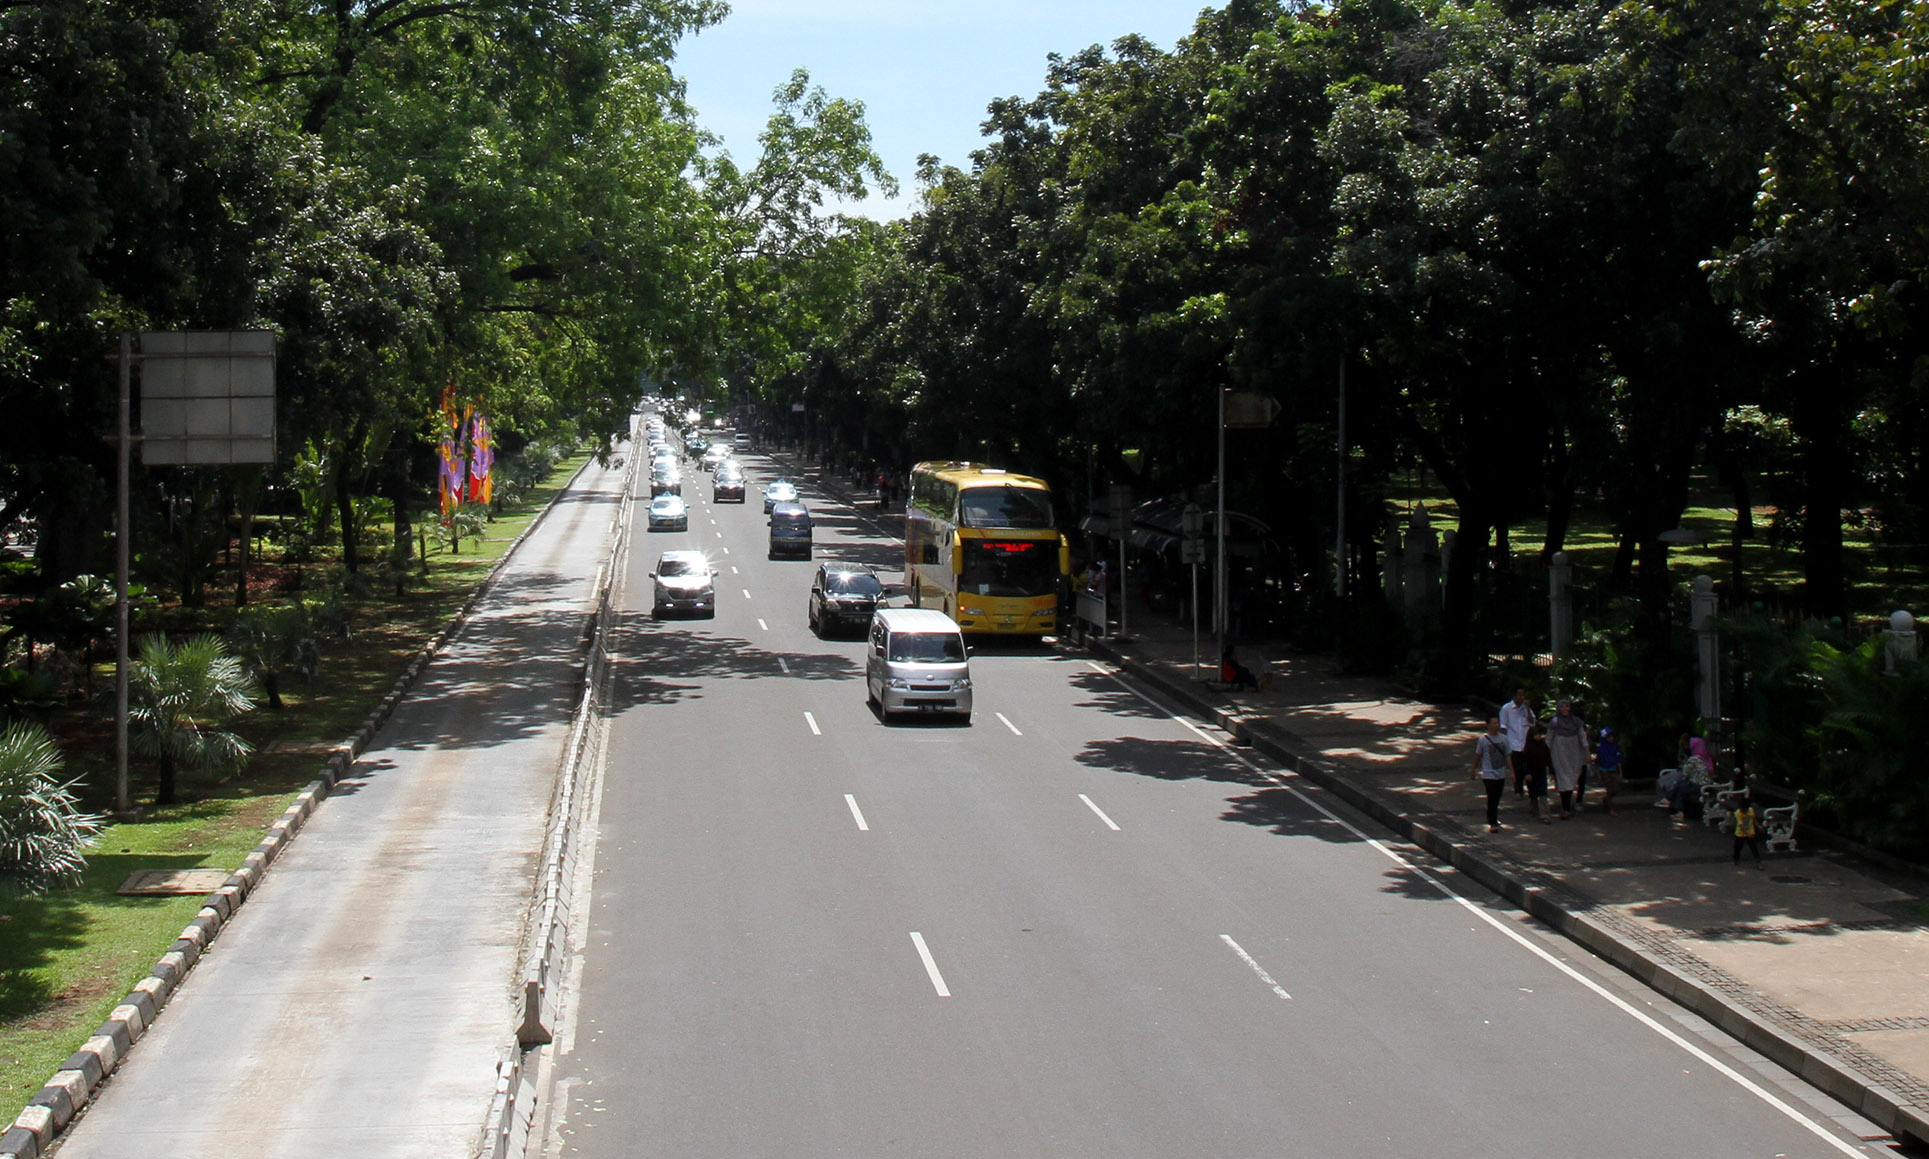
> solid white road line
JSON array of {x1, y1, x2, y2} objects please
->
[
  {"x1": 910, "y1": 932, "x2": 951, "y2": 997},
  {"x1": 1078, "y1": 793, "x2": 1122, "y2": 831},
  {"x1": 845, "y1": 794, "x2": 869, "y2": 831},
  {"x1": 757, "y1": 618, "x2": 768, "y2": 632},
  {"x1": 1221, "y1": 934, "x2": 1292, "y2": 1001},
  {"x1": 778, "y1": 657, "x2": 791, "y2": 674},
  {"x1": 1081, "y1": 659, "x2": 1866, "y2": 1157},
  {"x1": 996, "y1": 712, "x2": 1022, "y2": 736},
  {"x1": 805, "y1": 712, "x2": 821, "y2": 736}
]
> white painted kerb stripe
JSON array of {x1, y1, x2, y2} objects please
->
[
  {"x1": 845, "y1": 794, "x2": 869, "y2": 830},
  {"x1": 1079, "y1": 794, "x2": 1121, "y2": 831},
  {"x1": 910, "y1": 932, "x2": 950, "y2": 997},
  {"x1": 1221, "y1": 934, "x2": 1292, "y2": 1001},
  {"x1": 804, "y1": 712, "x2": 821, "y2": 736}
]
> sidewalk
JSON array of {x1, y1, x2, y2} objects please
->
[{"x1": 1090, "y1": 613, "x2": 1929, "y2": 1149}]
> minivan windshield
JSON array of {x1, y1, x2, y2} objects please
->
[
  {"x1": 658, "y1": 558, "x2": 701, "y2": 577},
  {"x1": 889, "y1": 631, "x2": 966, "y2": 663},
  {"x1": 827, "y1": 572, "x2": 882, "y2": 596}
]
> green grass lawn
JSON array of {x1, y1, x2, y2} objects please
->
[
  {"x1": 0, "y1": 450, "x2": 590, "y2": 1110},
  {"x1": 1380, "y1": 468, "x2": 1928, "y2": 623}
]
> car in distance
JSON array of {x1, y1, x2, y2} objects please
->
[
  {"x1": 646, "y1": 494, "x2": 689, "y2": 531},
  {"x1": 762, "y1": 478, "x2": 799, "y2": 513},
  {"x1": 808, "y1": 563, "x2": 883, "y2": 636},
  {"x1": 712, "y1": 464, "x2": 746, "y2": 503},
  {"x1": 649, "y1": 550, "x2": 715, "y2": 618},
  {"x1": 700, "y1": 444, "x2": 731, "y2": 471},
  {"x1": 865, "y1": 608, "x2": 972, "y2": 722}
]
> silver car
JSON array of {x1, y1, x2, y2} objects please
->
[{"x1": 650, "y1": 550, "x2": 715, "y2": 618}]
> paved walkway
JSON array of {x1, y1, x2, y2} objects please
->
[
  {"x1": 40, "y1": 459, "x2": 627, "y2": 1159},
  {"x1": 1087, "y1": 612, "x2": 1929, "y2": 1149}
]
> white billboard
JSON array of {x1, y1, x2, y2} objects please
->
[{"x1": 140, "y1": 330, "x2": 276, "y2": 465}]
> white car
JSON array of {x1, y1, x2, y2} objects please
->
[
  {"x1": 650, "y1": 550, "x2": 715, "y2": 618},
  {"x1": 762, "y1": 479, "x2": 799, "y2": 513},
  {"x1": 647, "y1": 494, "x2": 689, "y2": 531}
]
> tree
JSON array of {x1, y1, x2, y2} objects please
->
[
  {"x1": 128, "y1": 634, "x2": 261, "y2": 806},
  {"x1": 0, "y1": 720, "x2": 102, "y2": 896}
]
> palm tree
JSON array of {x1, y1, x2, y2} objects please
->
[
  {"x1": 0, "y1": 720, "x2": 102, "y2": 895},
  {"x1": 129, "y1": 633, "x2": 261, "y2": 805}
]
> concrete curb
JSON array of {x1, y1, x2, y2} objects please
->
[
  {"x1": 1086, "y1": 635, "x2": 1929, "y2": 1150},
  {"x1": 2, "y1": 456, "x2": 598, "y2": 1159}
]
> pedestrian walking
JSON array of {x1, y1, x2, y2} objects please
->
[
  {"x1": 1547, "y1": 699, "x2": 1589, "y2": 818},
  {"x1": 1595, "y1": 727, "x2": 1624, "y2": 816},
  {"x1": 1520, "y1": 724, "x2": 1553, "y2": 823},
  {"x1": 1500, "y1": 687, "x2": 1535, "y2": 797},
  {"x1": 1732, "y1": 795, "x2": 1765, "y2": 867},
  {"x1": 1471, "y1": 717, "x2": 1512, "y2": 833}
]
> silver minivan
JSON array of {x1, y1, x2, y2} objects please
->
[{"x1": 866, "y1": 608, "x2": 973, "y2": 722}]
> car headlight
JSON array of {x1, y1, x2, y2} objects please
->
[
  {"x1": 954, "y1": 678, "x2": 972, "y2": 691},
  {"x1": 959, "y1": 605, "x2": 982, "y2": 617},
  {"x1": 886, "y1": 678, "x2": 912, "y2": 690}
]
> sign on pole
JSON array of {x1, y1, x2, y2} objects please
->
[
  {"x1": 1222, "y1": 391, "x2": 1281, "y2": 429},
  {"x1": 139, "y1": 330, "x2": 277, "y2": 464}
]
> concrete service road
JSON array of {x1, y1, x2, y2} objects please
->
[
  {"x1": 54, "y1": 456, "x2": 630, "y2": 1159},
  {"x1": 546, "y1": 453, "x2": 1877, "y2": 1158}
]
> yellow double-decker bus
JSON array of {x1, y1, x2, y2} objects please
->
[{"x1": 904, "y1": 461, "x2": 1069, "y2": 636}]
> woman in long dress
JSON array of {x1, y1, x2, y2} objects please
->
[{"x1": 1547, "y1": 699, "x2": 1590, "y2": 818}]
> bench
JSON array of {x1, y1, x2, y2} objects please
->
[
  {"x1": 1762, "y1": 796, "x2": 1801, "y2": 852},
  {"x1": 1701, "y1": 780, "x2": 1746, "y2": 831}
]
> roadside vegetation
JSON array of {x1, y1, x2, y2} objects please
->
[{"x1": 0, "y1": 450, "x2": 587, "y2": 1110}]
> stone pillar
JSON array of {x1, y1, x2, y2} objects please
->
[{"x1": 1887, "y1": 609, "x2": 1918, "y2": 674}]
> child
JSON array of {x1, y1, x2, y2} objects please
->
[
  {"x1": 1595, "y1": 727, "x2": 1623, "y2": 816},
  {"x1": 1520, "y1": 724, "x2": 1553, "y2": 823},
  {"x1": 1732, "y1": 794, "x2": 1764, "y2": 867}
]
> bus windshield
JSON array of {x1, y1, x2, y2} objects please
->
[
  {"x1": 960, "y1": 539, "x2": 1059, "y2": 598},
  {"x1": 958, "y1": 485, "x2": 1053, "y2": 530}
]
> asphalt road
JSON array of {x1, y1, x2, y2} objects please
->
[
  {"x1": 52, "y1": 456, "x2": 629, "y2": 1159},
  {"x1": 543, "y1": 448, "x2": 1876, "y2": 1159}
]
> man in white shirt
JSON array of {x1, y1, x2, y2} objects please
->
[{"x1": 1499, "y1": 687, "x2": 1535, "y2": 796}]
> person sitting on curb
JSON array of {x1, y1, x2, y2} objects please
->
[{"x1": 1220, "y1": 646, "x2": 1260, "y2": 691}]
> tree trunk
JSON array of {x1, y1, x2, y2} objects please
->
[
  {"x1": 1431, "y1": 505, "x2": 1494, "y2": 695},
  {"x1": 234, "y1": 468, "x2": 264, "y2": 607},
  {"x1": 1542, "y1": 429, "x2": 1573, "y2": 561},
  {"x1": 388, "y1": 445, "x2": 413, "y2": 595},
  {"x1": 336, "y1": 452, "x2": 359, "y2": 574},
  {"x1": 1795, "y1": 384, "x2": 1847, "y2": 623},
  {"x1": 156, "y1": 751, "x2": 177, "y2": 806}
]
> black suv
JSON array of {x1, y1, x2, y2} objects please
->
[
  {"x1": 807, "y1": 563, "x2": 884, "y2": 636},
  {"x1": 712, "y1": 466, "x2": 745, "y2": 502}
]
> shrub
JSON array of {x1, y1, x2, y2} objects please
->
[{"x1": 0, "y1": 720, "x2": 101, "y2": 896}]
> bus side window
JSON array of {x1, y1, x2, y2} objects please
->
[{"x1": 922, "y1": 542, "x2": 940, "y2": 566}]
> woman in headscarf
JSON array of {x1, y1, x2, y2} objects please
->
[{"x1": 1547, "y1": 699, "x2": 1591, "y2": 818}]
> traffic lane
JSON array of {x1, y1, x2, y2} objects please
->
[
  {"x1": 601, "y1": 475, "x2": 1866, "y2": 1157},
  {"x1": 890, "y1": 647, "x2": 1868, "y2": 1157},
  {"x1": 582, "y1": 621, "x2": 993, "y2": 1156}
]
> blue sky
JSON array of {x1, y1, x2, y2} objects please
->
[{"x1": 672, "y1": 1, "x2": 1212, "y2": 219}]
